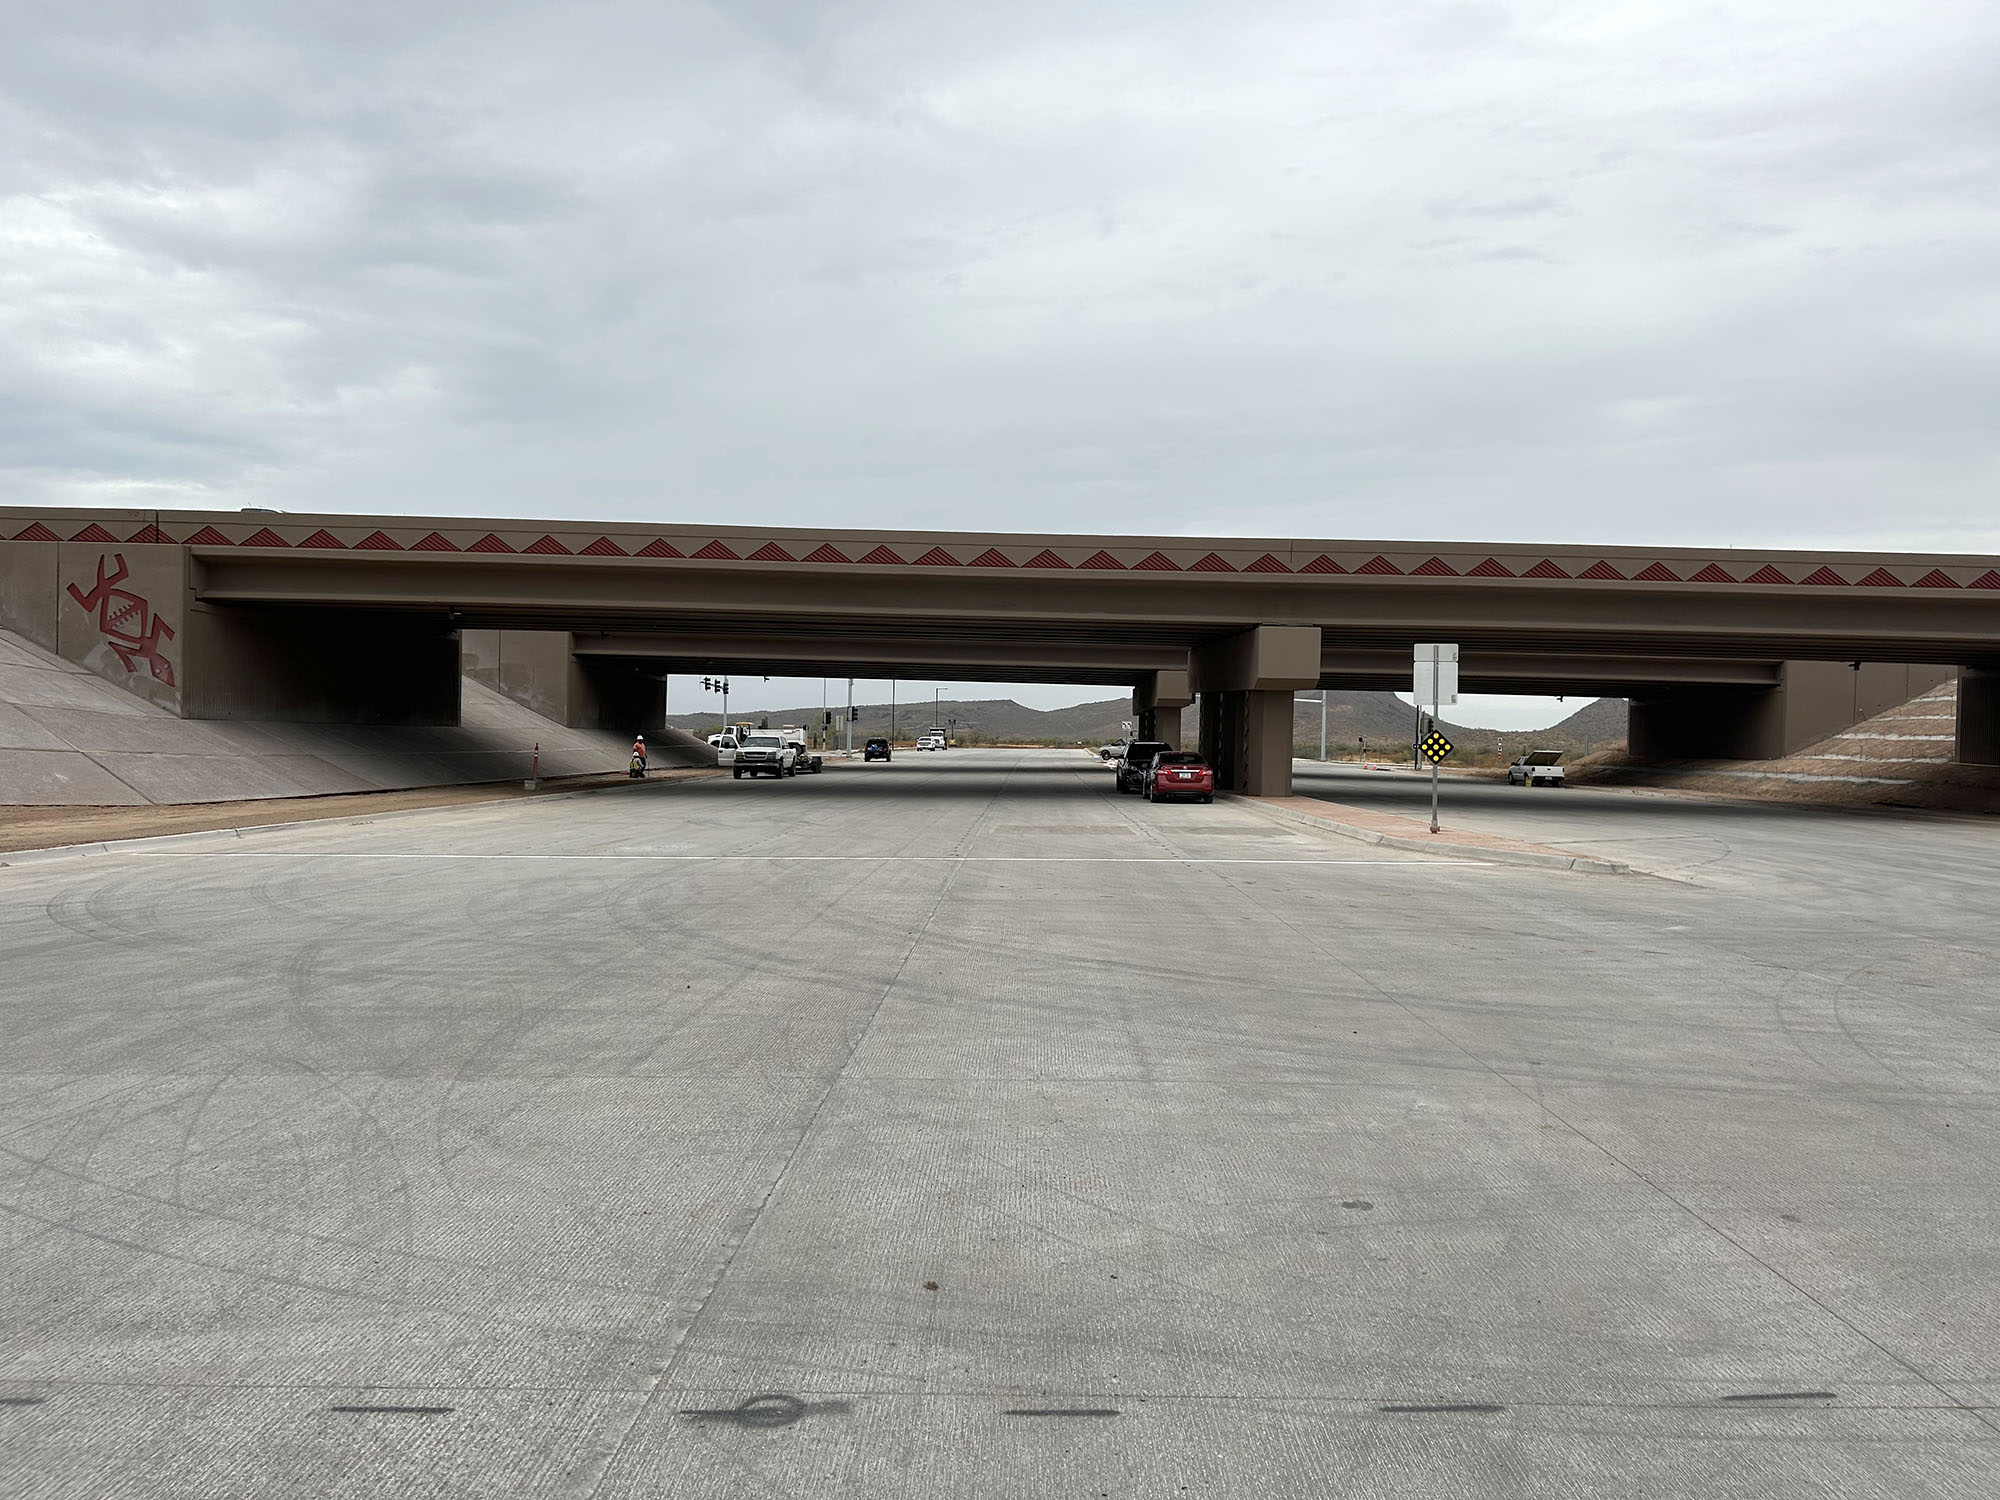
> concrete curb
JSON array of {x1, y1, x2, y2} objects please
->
[
  {"x1": 0, "y1": 770, "x2": 724, "y2": 870},
  {"x1": 1227, "y1": 795, "x2": 1631, "y2": 875}
]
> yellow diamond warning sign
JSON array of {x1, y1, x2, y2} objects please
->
[{"x1": 1419, "y1": 731, "x2": 1454, "y2": 764}]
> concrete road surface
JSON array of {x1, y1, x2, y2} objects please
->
[{"x1": 3, "y1": 748, "x2": 1997, "y2": 1498}]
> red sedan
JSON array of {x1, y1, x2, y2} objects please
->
[{"x1": 1145, "y1": 752, "x2": 1214, "y2": 804}]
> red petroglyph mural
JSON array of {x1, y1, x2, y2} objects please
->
[{"x1": 67, "y1": 553, "x2": 176, "y2": 687}]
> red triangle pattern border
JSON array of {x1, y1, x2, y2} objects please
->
[{"x1": 7, "y1": 520, "x2": 1987, "y2": 603}]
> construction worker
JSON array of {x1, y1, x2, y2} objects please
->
[{"x1": 629, "y1": 734, "x2": 647, "y2": 778}]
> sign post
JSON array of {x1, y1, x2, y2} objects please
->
[{"x1": 1413, "y1": 644, "x2": 1459, "y2": 833}]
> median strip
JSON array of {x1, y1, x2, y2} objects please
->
[{"x1": 1230, "y1": 794, "x2": 1630, "y2": 874}]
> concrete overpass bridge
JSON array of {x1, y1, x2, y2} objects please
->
[{"x1": 5, "y1": 506, "x2": 1997, "y2": 796}]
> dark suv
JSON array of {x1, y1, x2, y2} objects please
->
[
  {"x1": 1114, "y1": 741, "x2": 1174, "y2": 794},
  {"x1": 863, "y1": 737, "x2": 891, "y2": 762}
]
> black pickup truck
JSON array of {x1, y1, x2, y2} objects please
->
[{"x1": 1114, "y1": 741, "x2": 1175, "y2": 794}]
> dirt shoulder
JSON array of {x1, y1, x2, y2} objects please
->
[{"x1": 0, "y1": 769, "x2": 720, "y2": 855}]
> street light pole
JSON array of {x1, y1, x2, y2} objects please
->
[
  {"x1": 846, "y1": 678, "x2": 853, "y2": 755},
  {"x1": 1319, "y1": 689, "x2": 1327, "y2": 762}
]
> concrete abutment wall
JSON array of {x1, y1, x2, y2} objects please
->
[
  {"x1": 461, "y1": 629, "x2": 665, "y2": 736},
  {"x1": 183, "y1": 606, "x2": 461, "y2": 725},
  {"x1": 1629, "y1": 662, "x2": 1958, "y2": 761}
]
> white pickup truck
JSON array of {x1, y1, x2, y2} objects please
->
[
  {"x1": 1506, "y1": 749, "x2": 1566, "y2": 787},
  {"x1": 732, "y1": 732, "x2": 797, "y2": 778}
]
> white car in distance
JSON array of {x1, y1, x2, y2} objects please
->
[{"x1": 916, "y1": 732, "x2": 945, "y2": 751}]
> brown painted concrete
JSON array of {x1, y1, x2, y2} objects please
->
[
  {"x1": 1630, "y1": 662, "x2": 1957, "y2": 761},
  {"x1": 6, "y1": 506, "x2": 1999, "y2": 796},
  {"x1": 1960, "y1": 668, "x2": 2000, "y2": 765}
]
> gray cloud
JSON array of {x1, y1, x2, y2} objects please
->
[{"x1": 2, "y1": 0, "x2": 1998, "y2": 555}]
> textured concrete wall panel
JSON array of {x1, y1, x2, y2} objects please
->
[
  {"x1": 54, "y1": 543, "x2": 186, "y2": 714},
  {"x1": 0, "y1": 544, "x2": 59, "y2": 651}
]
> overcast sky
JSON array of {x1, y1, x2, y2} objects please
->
[{"x1": 6, "y1": 2, "x2": 1996, "y2": 723}]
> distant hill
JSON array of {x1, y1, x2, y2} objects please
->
[{"x1": 673, "y1": 692, "x2": 1629, "y2": 757}]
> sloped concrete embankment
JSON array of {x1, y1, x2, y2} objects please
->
[
  {"x1": 1572, "y1": 680, "x2": 2000, "y2": 813},
  {"x1": 0, "y1": 629, "x2": 711, "y2": 806}
]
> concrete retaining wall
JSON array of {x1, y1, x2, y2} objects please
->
[{"x1": 0, "y1": 629, "x2": 711, "y2": 806}]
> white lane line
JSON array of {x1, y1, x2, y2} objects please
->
[{"x1": 119, "y1": 852, "x2": 1494, "y2": 866}]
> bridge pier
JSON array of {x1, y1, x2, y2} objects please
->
[
  {"x1": 1133, "y1": 668, "x2": 1193, "y2": 747},
  {"x1": 462, "y1": 629, "x2": 665, "y2": 734},
  {"x1": 1192, "y1": 627, "x2": 1320, "y2": 796},
  {"x1": 1628, "y1": 661, "x2": 1957, "y2": 760},
  {"x1": 1959, "y1": 668, "x2": 2000, "y2": 765}
]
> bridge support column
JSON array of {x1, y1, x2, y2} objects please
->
[
  {"x1": 1133, "y1": 668, "x2": 1193, "y2": 747},
  {"x1": 463, "y1": 629, "x2": 665, "y2": 735},
  {"x1": 1192, "y1": 626, "x2": 1319, "y2": 795},
  {"x1": 1628, "y1": 661, "x2": 1957, "y2": 760},
  {"x1": 1958, "y1": 668, "x2": 2000, "y2": 765}
]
